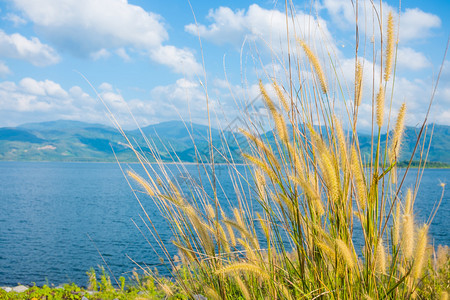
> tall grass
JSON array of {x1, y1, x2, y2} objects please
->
[{"x1": 119, "y1": 3, "x2": 449, "y2": 299}]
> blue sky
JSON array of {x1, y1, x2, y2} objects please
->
[{"x1": 0, "y1": 0, "x2": 448, "y2": 130}]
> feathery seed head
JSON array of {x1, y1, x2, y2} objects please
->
[
  {"x1": 298, "y1": 39, "x2": 328, "y2": 94},
  {"x1": 205, "y1": 204, "x2": 215, "y2": 219},
  {"x1": 255, "y1": 169, "x2": 266, "y2": 200},
  {"x1": 375, "y1": 238, "x2": 386, "y2": 273},
  {"x1": 376, "y1": 85, "x2": 385, "y2": 127},
  {"x1": 333, "y1": 116, "x2": 348, "y2": 168},
  {"x1": 216, "y1": 263, "x2": 270, "y2": 280},
  {"x1": 401, "y1": 213, "x2": 415, "y2": 259},
  {"x1": 259, "y1": 80, "x2": 277, "y2": 114},
  {"x1": 273, "y1": 80, "x2": 290, "y2": 112},
  {"x1": 335, "y1": 238, "x2": 356, "y2": 270},
  {"x1": 405, "y1": 188, "x2": 413, "y2": 215},
  {"x1": 389, "y1": 103, "x2": 407, "y2": 162},
  {"x1": 351, "y1": 147, "x2": 367, "y2": 210},
  {"x1": 355, "y1": 60, "x2": 364, "y2": 106},
  {"x1": 127, "y1": 170, "x2": 155, "y2": 197},
  {"x1": 437, "y1": 245, "x2": 449, "y2": 271},
  {"x1": 274, "y1": 112, "x2": 289, "y2": 144},
  {"x1": 384, "y1": 12, "x2": 395, "y2": 82},
  {"x1": 412, "y1": 224, "x2": 429, "y2": 278}
]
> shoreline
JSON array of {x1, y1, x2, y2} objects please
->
[{"x1": 0, "y1": 160, "x2": 449, "y2": 168}]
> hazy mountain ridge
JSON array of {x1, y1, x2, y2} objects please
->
[{"x1": 0, "y1": 120, "x2": 449, "y2": 164}]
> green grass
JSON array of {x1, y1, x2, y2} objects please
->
[{"x1": 1, "y1": 267, "x2": 186, "y2": 300}]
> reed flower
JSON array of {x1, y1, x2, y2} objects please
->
[
  {"x1": 384, "y1": 12, "x2": 395, "y2": 82},
  {"x1": 355, "y1": 60, "x2": 364, "y2": 106},
  {"x1": 375, "y1": 238, "x2": 386, "y2": 273},
  {"x1": 123, "y1": 3, "x2": 447, "y2": 298},
  {"x1": 389, "y1": 103, "x2": 407, "y2": 162},
  {"x1": 412, "y1": 224, "x2": 428, "y2": 278},
  {"x1": 351, "y1": 147, "x2": 367, "y2": 210},
  {"x1": 376, "y1": 85, "x2": 385, "y2": 127},
  {"x1": 215, "y1": 263, "x2": 269, "y2": 280},
  {"x1": 401, "y1": 214, "x2": 415, "y2": 259},
  {"x1": 273, "y1": 80, "x2": 290, "y2": 113},
  {"x1": 127, "y1": 170, "x2": 155, "y2": 196},
  {"x1": 298, "y1": 39, "x2": 328, "y2": 94},
  {"x1": 336, "y1": 239, "x2": 356, "y2": 270}
]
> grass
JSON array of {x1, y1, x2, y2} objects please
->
[
  {"x1": 0, "y1": 267, "x2": 186, "y2": 299},
  {"x1": 116, "y1": 3, "x2": 450, "y2": 300},
  {"x1": 6, "y1": 1, "x2": 448, "y2": 299}
]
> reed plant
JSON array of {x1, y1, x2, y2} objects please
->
[{"x1": 120, "y1": 2, "x2": 449, "y2": 299}]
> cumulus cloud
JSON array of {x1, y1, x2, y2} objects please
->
[
  {"x1": 396, "y1": 48, "x2": 431, "y2": 71},
  {"x1": 99, "y1": 82, "x2": 114, "y2": 92},
  {"x1": 0, "y1": 61, "x2": 11, "y2": 77},
  {"x1": 90, "y1": 49, "x2": 111, "y2": 61},
  {"x1": 150, "y1": 46, "x2": 202, "y2": 76},
  {"x1": 12, "y1": 0, "x2": 167, "y2": 55},
  {"x1": 400, "y1": 8, "x2": 441, "y2": 42},
  {"x1": 115, "y1": 48, "x2": 131, "y2": 62},
  {"x1": 185, "y1": 4, "x2": 337, "y2": 55},
  {"x1": 432, "y1": 60, "x2": 450, "y2": 125},
  {"x1": 151, "y1": 78, "x2": 205, "y2": 114},
  {"x1": 3, "y1": 13, "x2": 27, "y2": 27},
  {"x1": 0, "y1": 77, "x2": 184, "y2": 128},
  {"x1": 11, "y1": 0, "x2": 201, "y2": 75},
  {"x1": 0, "y1": 78, "x2": 70, "y2": 113},
  {"x1": 0, "y1": 30, "x2": 60, "y2": 66},
  {"x1": 19, "y1": 77, "x2": 68, "y2": 98},
  {"x1": 322, "y1": 0, "x2": 441, "y2": 43},
  {"x1": 185, "y1": 7, "x2": 247, "y2": 46}
]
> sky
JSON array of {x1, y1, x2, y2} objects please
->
[{"x1": 0, "y1": 0, "x2": 449, "y2": 131}]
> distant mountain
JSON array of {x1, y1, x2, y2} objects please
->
[
  {"x1": 0, "y1": 120, "x2": 244, "y2": 162},
  {"x1": 357, "y1": 124, "x2": 450, "y2": 164},
  {"x1": 0, "y1": 120, "x2": 449, "y2": 164},
  {"x1": 0, "y1": 128, "x2": 45, "y2": 143}
]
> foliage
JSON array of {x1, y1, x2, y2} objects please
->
[{"x1": 0, "y1": 267, "x2": 185, "y2": 299}]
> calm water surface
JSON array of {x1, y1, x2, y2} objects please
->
[{"x1": 0, "y1": 162, "x2": 448, "y2": 286}]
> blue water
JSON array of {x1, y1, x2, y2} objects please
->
[{"x1": 0, "y1": 162, "x2": 448, "y2": 287}]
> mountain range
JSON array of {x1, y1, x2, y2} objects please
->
[{"x1": 0, "y1": 120, "x2": 449, "y2": 165}]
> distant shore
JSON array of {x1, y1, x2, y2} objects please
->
[{"x1": 1, "y1": 160, "x2": 449, "y2": 168}]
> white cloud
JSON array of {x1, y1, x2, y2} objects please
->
[
  {"x1": 99, "y1": 82, "x2": 114, "y2": 92},
  {"x1": 12, "y1": 0, "x2": 167, "y2": 54},
  {"x1": 185, "y1": 4, "x2": 337, "y2": 55},
  {"x1": 400, "y1": 8, "x2": 441, "y2": 42},
  {"x1": 321, "y1": 0, "x2": 354, "y2": 30},
  {"x1": 150, "y1": 46, "x2": 202, "y2": 76},
  {"x1": 396, "y1": 47, "x2": 431, "y2": 71},
  {"x1": 0, "y1": 78, "x2": 70, "y2": 113},
  {"x1": 115, "y1": 48, "x2": 131, "y2": 62},
  {"x1": 0, "y1": 61, "x2": 11, "y2": 77},
  {"x1": 0, "y1": 30, "x2": 60, "y2": 66},
  {"x1": 432, "y1": 60, "x2": 450, "y2": 124},
  {"x1": 19, "y1": 77, "x2": 68, "y2": 98},
  {"x1": 11, "y1": 0, "x2": 200, "y2": 75},
  {"x1": 0, "y1": 77, "x2": 162, "y2": 128},
  {"x1": 322, "y1": 0, "x2": 441, "y2": 43},
  {"x1": 90, "y1": 49, "x2": 111, "y2": 60},
  {"x1": 185, "y1": 7, "x2": 247, "y2": 46},
  {"x1": 3, "y1": 13, "x2": 27, "y2": 27},
  {"x1": 147, "y1": 78, "x2": 218, "y2": 124}
]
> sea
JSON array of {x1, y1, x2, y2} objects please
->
[{"x1": 0, "y1": 161, "x2": 448, "y2": 287}]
